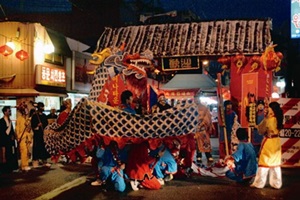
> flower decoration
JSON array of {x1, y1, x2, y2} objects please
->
[{"x1": 260, "y1": 44, "x2": 283, "y2": 72}]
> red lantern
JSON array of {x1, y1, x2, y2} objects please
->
[
  {"x1": 0, "y1": 45, "x2": 13, "y2": 56},
  {"x1": 233, "y1": 54, "x2": 246, "y2": 73},
  {"x1": 276, "y1": 52, "x2": 283, "y2": 59},
  {"x1": 217, "y1": 56, "x2": 231, "y2": 74},
  {"x1": 15, "y1": 50, "x2": 29, "y2": 61},
  {"x1": 248, "y1": 55, "x2": 261, "y2": 72}
]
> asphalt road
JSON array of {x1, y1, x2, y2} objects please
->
[{"x1": 1, "y1": 162, "x2": 300, "y2": 200}]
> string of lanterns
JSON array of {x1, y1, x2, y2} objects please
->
[{"x1": 0, "y1": 29, "x2": 29, "y2": 61}]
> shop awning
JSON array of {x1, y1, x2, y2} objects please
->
[
  {"x1": 46, "y1": 28, "x2": 72, "y2": 57},
  {"x1": 0, "y1": 89, "x2": 40, "y2": 97},
  {"x1": 35, "y1": 85, "x2": 67, "y2": 97},
  {"x1": 161, "y1": 74, "x2": 217, "y2": 90}
]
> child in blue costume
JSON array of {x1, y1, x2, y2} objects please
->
[
  {"x1": 219, "y1": 100, "x2": 238, "y2": 158},
  {"x1": 151, "y1": 139, "x2": 180, "y2": 185},
  {"x1": 252, "y1": 100, "x2": 265, "y2": 156},
  {"x1": 224, "y1": 128, "x2": 258, "y2": 183},
  {"x1": 91, "y1": 141, "x2": 128, "y2": 192}
]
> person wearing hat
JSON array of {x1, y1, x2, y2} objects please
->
[
  {"x1": 252, "y1": 100, "x2": 265, "y2": 156},
  {"x1": 15, "y1": 102, "x2": 32, "y2": 171},
  {"x1": 30, "y1": 102, "x2": 51, "y2": 168},
  {"x1": 151, "y1": 93, "x2": 172, "y2": 113}
]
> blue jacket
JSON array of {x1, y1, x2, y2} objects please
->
[{"x1": 231, "y1": 142, "x2": 258, "y2": 178}]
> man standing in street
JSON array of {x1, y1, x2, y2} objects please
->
[
  {"x1": 31, "y1": 102, "x2": 51, "y2": 168},
  {"x1": 0, "y1": 106, "x2": 18, "y2": 174}
]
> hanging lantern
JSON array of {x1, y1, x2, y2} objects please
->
[
  {"x1": 248, "y1": 55, "x2": 262, "y2": 72},
  {"x1": 232, "y1": 54, "x2": 246, "y2": 73},
  {"x1": 217, "y1": 56, "x2": 231, "y2": 75},
  {"x1": 15, "y1": 49, "x2": 29, "y2": 61},
  {"x1": 0, "y1": 44, "x2": 14, "y2": 56}
]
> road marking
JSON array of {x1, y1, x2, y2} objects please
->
[{"x1": 34, "y1": 176, "x2": 86, "y2": 200}]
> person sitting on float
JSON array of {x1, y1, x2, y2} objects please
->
[
  {"x1": 120, "y1": 90, "x2": 136, "y2": 114},
  {"x1": 151, "y1": 93, "x2": 172, "y2": 113}
]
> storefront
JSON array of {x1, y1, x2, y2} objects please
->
[{"x1": 0, "y1": 22, "x2": 73, "y2": 114}]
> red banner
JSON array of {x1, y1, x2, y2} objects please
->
[{"x1": 241, "y1": 73, "x2": 258, "y2": 127}]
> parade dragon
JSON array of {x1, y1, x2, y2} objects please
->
[{"x1": 44, "y1": 47, "x2": 200, "y2": 162}]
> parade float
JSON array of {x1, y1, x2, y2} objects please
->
[{"x1": 43, "y1": 19, "x2": 299, "y2": 167}]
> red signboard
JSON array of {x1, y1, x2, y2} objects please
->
[{"x1": 36, "y1": 64, "x2": 66, "y2": 87}]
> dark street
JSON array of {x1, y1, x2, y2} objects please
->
[{"x1": 1, "y1": 162, "x2": 299, "y2": 200}]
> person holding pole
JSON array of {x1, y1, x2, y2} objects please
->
[
  {"x1": 219, "y1": 100, "x2": 238, "y2": 159},
  {"x1": 15, "y1": 102, "x2": 32, "y2": 171}
]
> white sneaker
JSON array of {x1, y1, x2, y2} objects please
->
[
  {"x1": 22, "y1": 166, "x2": 31, "y2": 171},
  {"x1": 43, "y1": 163, "x2": 51, "y2": 167},
  {"x1": 91, "y1": 180, "x2": 103, "y2": 186},
  {"x1": 157, "y1": 178, "x2": 165, "y2": 185},
  {"x1": 130, "y1": 180, "x2": 139, "y2": 191},
  {"x1": 164, "y1": 174, "x2": 173, "y2": 182}
]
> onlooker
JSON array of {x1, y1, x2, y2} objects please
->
[
  {"x1": 0, "y1": 106, "x2": 19, "y2": 173},
  {"x1": 47, "y1": 108, "x2": 58, "y2": 125},
  {"x1": 57, "y1": 98, "x2": 72, "y2": 125},
  {"x1": 31, "y1": 102, "x2": 51, "y2": 168},
  {"x1": 251, "y1": 101, "x2": 283, "y2": 189},
  {"x1": 151, "y1": 93, "x2": 172, "y2": 113},
  {"x1": 221, "y1": 128, "x2": 258, "y2": 183},
  {"x1": 15, "y1": 102, "x2": 32, "y2": 171}
]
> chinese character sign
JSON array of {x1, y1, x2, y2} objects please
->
[
  {"x1": 291, "y1": 0, "x2": 300, "y2": 38},
  {"x1": 36, "y1": 65, "x2": 66, "y2": 87},
  {"x1": 162, "y1": 56, "x2": 200, "y2": 71}
]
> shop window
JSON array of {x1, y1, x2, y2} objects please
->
[
  {"x1": 35, "y1": 96, "x2": 61, "y2": 115},
  {"x1": 45, "y1": 53, "x2": 64, "y2": 66}
]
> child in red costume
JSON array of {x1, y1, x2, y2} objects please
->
[{"x1": 126, "y1": 141, "x2": 161, "y2": 191}]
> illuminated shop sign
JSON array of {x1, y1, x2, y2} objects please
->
[
  {"x1": 162, "y1": 56, "x2": 200, "y2": 71},
  {"x1": 36, "y1": 64, "x2": 66, "y2": 87},
  {"x1": 291, "y1": 0, "x2": 300, "y2": 39}
]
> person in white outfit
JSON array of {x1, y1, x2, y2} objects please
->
[{"x1": 250, "y1": 101, "x2": 283, "y2": 189}]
